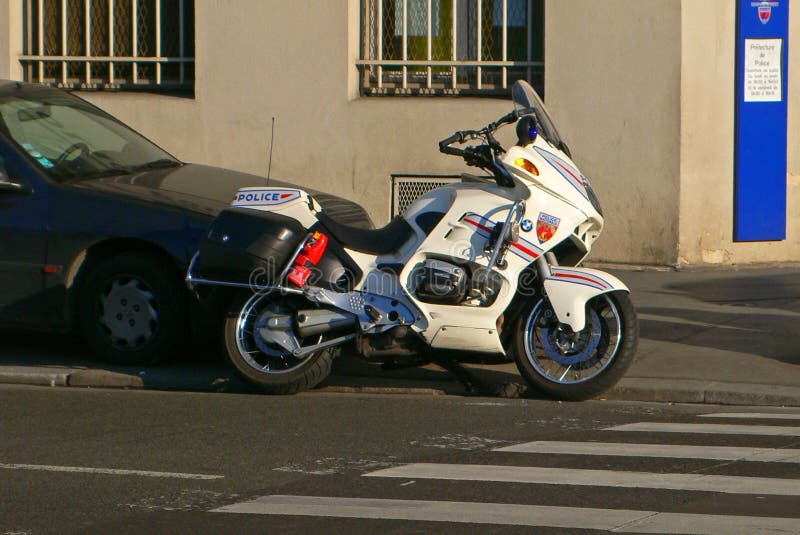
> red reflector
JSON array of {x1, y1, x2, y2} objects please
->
[
  {"x1": 43, "y1": 265, "x2": 61, "y2": 274},
  {"x1": 288, "y1": 265, "x2": 312, "y2": 287},
  {"x1": 288, "y1": 232, "x2": 329, "y2": 287}
]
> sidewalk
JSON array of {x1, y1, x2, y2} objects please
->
[{"x1": 1, "y1": 266, "x2": 799, "y2": 405}]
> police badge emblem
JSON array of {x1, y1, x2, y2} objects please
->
[
  {"x1": 536, "y1": 212, "x2": 560, "y2": 244},
  {"x1": 752, "y1": 1, "x2": 779, "y2": 25}
]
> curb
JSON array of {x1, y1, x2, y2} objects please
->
[
  {"x1": 0, "y1": 369, "x2": 69, "y2": 387},
  {"x1": 317, "y1": 385, "x2": 447, "y2": 396},
  {"x1": 68, "y1": 369, "x2": 144, "y2": 389},
  {"x1": 606, "y1": 378, "x2": 800, "y2": 407},
  {"x1": 1, "y1": 368, "x2": 798, "y2": 406}
]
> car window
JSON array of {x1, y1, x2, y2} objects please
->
[
  {"x1": 2, "y1": 103, "x2": 128, "y2": 161},
  {"x1": 0, "y1": 90, "x2": 179, "y2": 181},
  {"x1": 0, "y1": 149, "x2": 15, "y2": 183},
  {"x1": 0, "y1": 144, "x2": 28, "y2": 186}
]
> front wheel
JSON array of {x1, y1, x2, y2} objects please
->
[
  {"x1": 78, "y1": 252, "x2": 186, "y2": 365},
  {"x1": 512, "y1": 291, "x2": 637, "y2": 401},
  {"x1": 223, "y1": 291, "x2": 333, "y2": 394}
]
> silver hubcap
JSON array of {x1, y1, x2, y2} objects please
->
[
  {"x1": 98, "y1": 278, "x2": 159, "y2": 349},
  {"x1": 523, "y1": 294, "x2": 622, "y2": 385}
]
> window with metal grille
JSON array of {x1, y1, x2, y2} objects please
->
[
  {"x1": 20, "y1": 0, "x2": 195, "y2": 93},
  {"x1": 359, "y1": 0, "x2": 544, "y2": 97}
]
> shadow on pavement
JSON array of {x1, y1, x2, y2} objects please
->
[{"x1": 637, "y1": 272, "x2": 800, "y2": 366}]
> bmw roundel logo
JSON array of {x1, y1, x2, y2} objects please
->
[{"x1": 521, "y1": 219, "x2": 533, "y2": 232}]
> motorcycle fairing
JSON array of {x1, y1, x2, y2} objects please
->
[
  {"x1": 532, "y1": 147, "x2": 590, "y2": 200},
  {"x1": 543, "y1": 267, "x2": 629, "y2": 331}
]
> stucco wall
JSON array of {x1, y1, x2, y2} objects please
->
[
  {"x1": 544, "y1": 0, "x2": 682, "y2": 264},
  {"x1": 678, "y1": 0, "x2": 800, "y2": 265},
  {"x1": 79, "y1": 0, "x2": 510, "y2": 227},
  {"x1": 0, "y1": 2, "x2": 22, "y2": 81}
]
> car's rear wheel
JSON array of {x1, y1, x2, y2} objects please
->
[{"x1": 78, "y1": 252, "x2": 186, "y2": 365}]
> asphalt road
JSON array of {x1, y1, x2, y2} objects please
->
[{"x1": 1, "y1": 386, "x2": 799, "y2": 534}]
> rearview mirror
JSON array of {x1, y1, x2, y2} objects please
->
[
  {"x1": 17, "y1": 104, "x2": 52, "y2": 122},
  {"x1": 516, "y1": 116, "x2": 538, "y2": 146}
]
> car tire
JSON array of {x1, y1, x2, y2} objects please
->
[{"x1": 78, "y1": 252, "x2": 186, "y2": 365}]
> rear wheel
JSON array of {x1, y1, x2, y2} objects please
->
[
  {"x1": 513, "y1": 291, "x2": 637, "y2": 401},
  {"x1": 223, "y1": 291, "x2": 333, "y2": 394}
]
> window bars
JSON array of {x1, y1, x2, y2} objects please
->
[
  {"x1": 359, "y1": 0, "x2": 544, "y2": 96},
  {"x1": 20, "y1": 0, "x2": 195, "y2": 91}
]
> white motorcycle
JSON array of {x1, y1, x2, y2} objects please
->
[{"x1": 187, "y1": 80, "x2": 637, "y2": 400}]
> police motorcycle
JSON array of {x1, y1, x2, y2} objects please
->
[{"x1": 186, "y1": 80, "x2": 638, "y2": 400}]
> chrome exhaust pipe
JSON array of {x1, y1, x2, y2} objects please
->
[{"x1": 295, "y1": 309, "x2": 359, "y2": 337}]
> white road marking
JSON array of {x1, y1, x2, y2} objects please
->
[
  {"x1": 637, "y1": 313, "x2": 758, "y2": 332},
  {"x1": 494, "y1": 441, "x2": 800, "y2": 463},
  {"x1": 699, "y1": 413, "x2": 800, "y2": 420},
  {"x1": 606, "y1": 422, "x2": 800, "y2": 436},
  {"x1": 210, "y1": 495, "x2": 800, "y2": 534},
  {"x1": 364, "y1": 463, "x2": 800, "y2": 495},
  {"x1": 0, "y1": 463, "x2": 223, "y2": 480}
]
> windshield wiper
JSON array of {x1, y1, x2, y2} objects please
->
[
  {"x1": 68, "y1": 166, "x2": 134, "y2": 180},
  {"x1": 134, "y1": 158, "x2": 182, "y2": 171}
]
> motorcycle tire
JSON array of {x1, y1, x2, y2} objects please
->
[
  {"x1": 223, "y1": 290, "x2": 333, "y2": 395},
  {"x1": 512, "y1": 290, "x2": 637, "y2": 401}
]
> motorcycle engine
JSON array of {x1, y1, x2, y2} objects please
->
[{"x1": 412, "y1": 259, "x2": 468, "y2": 305}]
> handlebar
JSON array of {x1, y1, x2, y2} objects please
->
[
  {"x1": 437, "y1": 111, "x2": 519, "y2": 156},
  {"x1": 437, "y1": 110, "x2": 521, "y2": 188},
  {"x1": 438, "y1": 129, "x2": 483, "y2": 157}
]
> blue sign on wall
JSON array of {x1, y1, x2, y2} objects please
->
[{"x1": 735, "y1": 0, "x2": 790, "y2": 241}]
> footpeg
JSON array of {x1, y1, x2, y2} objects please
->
[{"x1": 364, "y1": 305, "x2": 383, "y2": 322}]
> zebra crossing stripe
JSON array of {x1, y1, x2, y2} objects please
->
[
  {"x1": 699, "y1": 413, "x2": 800, "y2": 420},
  {"x1": 210, "y1": 495, "x2": 800, "y2": 533},
  {"x1": 0, "y1": 463, "x2": 222, "y2": 480},
  {"x1": 606, "y1": 422, "x2": 800, "y2": 436},
  {"x1": 364, "y1": 463, "x2": 800, "y2": 495},
  {"x1": 494, "y1": 441, "x2": 800, "y2": 463}
]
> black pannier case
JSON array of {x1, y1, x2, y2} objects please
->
[{"x1": 192, "y1": 207, "x2": 306, "y2": 285}]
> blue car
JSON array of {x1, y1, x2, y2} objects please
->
[{"x1": 0, "y1": 80, "x2": 371, "y2": 365}]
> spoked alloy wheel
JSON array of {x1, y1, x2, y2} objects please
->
[
  {"x1": 223, "y1": 291, "x2": 334, "y2": 394},
  {"x1": 513, "y1": 291, "x2": 637, "y2": 401}
]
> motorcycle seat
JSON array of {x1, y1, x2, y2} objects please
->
[{"x1": 317, "y1": 211, "x2": 415, "y2": 256}]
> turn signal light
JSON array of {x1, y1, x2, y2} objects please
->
[{"x1": 514, "y1": 158, "x2": 539, "y2": 176}]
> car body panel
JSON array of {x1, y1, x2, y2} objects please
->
[{"x1": 0, "y1": 139, "x2": 49, "y2": 324}]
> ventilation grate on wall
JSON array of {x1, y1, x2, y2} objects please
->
[{"x1": 390, "y1": 174, "x2": 462, "y2": 218}]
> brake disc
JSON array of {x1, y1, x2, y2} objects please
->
[{"x1": 538, "y1": 307, "x2": 602, "y2": 366}]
